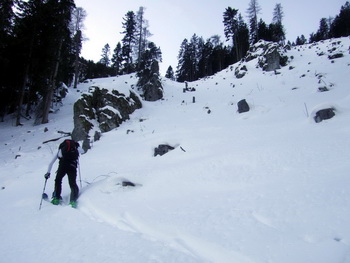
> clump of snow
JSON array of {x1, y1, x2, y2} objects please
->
[{"x1": 0, "y1": 38, "x2": 350, "y2": 263}]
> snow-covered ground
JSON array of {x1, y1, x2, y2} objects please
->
[{"x1": 1, "y1": 38, "x2": 350, "y2": 263}]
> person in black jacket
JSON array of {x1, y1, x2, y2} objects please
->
[{"x1": 45, "y1": 139, "x2": 84, "y2": 208}]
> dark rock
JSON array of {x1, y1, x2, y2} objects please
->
[
  {"x1": 328, "y1": 53, "x2": 344, "y2": 60},
  {"x1": 235, "y1": 65, "x2": 248, "y2": 79},
  {"x1": 154, "y1": 144, "x2": 175, "y2": 157},
  {"x1": 122, "y1": 181, "x2": 135, "y2": 187},
  {"x1": 318, "y1": 87, "x2": 329, "y2": 92},
  {"x1": 314, "y1": 108, "x2": 335, "y2": 123},
  {"x1": 237, "y1": 99, "x2": 250, "y2": 113},
  {"x1": 262, "y1": 48, "x2": 281, "y2": 71},
  {"x1": 82, "y1": 138, "x2": 91, "y2": 152},
  {"x1": 94, "y1": 131, "x2": 101, "y2": 141}
]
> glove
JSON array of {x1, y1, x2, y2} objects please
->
[{"x1": 44, "y1": 173, "x2": 50, "y2": 179}]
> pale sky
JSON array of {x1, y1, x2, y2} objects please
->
[{"x1": 74, "y1": 0, "x2": 346, "y2": 75}]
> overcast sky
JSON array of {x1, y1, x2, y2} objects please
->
[{"x1": 74, "y1": 0, "x2": 347, "y2": 75}]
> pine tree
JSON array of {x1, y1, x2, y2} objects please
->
[
  {"x1": 165, "y1": 66, "x2": 175, "y2": 80},
  {"x1": 211, "y1": 40, "x2": 225, "y2": 73},
  {"x1": 121, "y1": 11, "x2": 137, "y2": 73},
  {"x1": 135, "y1": 6, "x2": 152, "y2": 69},
  {"x1": 223, "y1": 8, "x2": 248, "y2": 62},
  {"x1": 295, "y1": 35, "x2": 307, "y2": 45},
  {"x1": 310, "y1": 18, "x2": 331, "y2": 42},
  {"x1": 111, "y1": 42, "x2": 123, "y2": 76},
  {"x1": 271, "y1": 3, "x2": 285, "y2": 43},
  {"x1": 70, "y1": 7, "x2": 86, "y2": 89},
  {"x1": 176, "y1": 38, "x2": 190, "y2": 82},
  {"x1": 318, "y1": 18, "x2": 330, "y2": 40},
  {"x1": 236, "y1": 14, "x2": 250, "y2": 60},
  {"x1": 330, "y1": 1, "x2": 350, "y2": 37},
  {"x1": 247, "y1": 0, "x2": 261, "y2": 44},
  {"x1": 223, "y1": 7, "x2": 239, "y2": 60},
  {"x1": 188, "y1": 34, "x2": 199, "y2": 81},
  {"x1": 100, "y1": 43, "x2": 111, "y2": 66},
  {"x1": 137, "y1": 42, "x2": 163, "y2": 101},
  {"x1": 197, "y1": 38, "x2": 214, "y2": 78},
  {"x1": 272, "y1": 3, "x2": 283, "y2": 24},
  {"x1": 257, "y1": 19, "x2": 271, "y2": 41},
  {"x1": 270, "y1": 23, "x2": 285, "y2": 43}
]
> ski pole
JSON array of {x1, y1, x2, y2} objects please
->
[
  {"x1": 39, "y1": 178, "x2": 48, "y2": 210},
  {"x1": 78, "y1": 161, "x2": 82, "y2": 189}
]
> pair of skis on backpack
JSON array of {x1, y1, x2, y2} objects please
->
[{"x1": 42, "y1": 193, "x2": 78, "y2": 208}]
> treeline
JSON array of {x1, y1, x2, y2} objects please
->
[
  {"x1": 309, "y1": 2, "x2": 350, "y2": 43},
  {"x1": 0, "y1": 3, "x2": 162, "y2": 124},
  {"x1": 0, "y1": 0, "x2": 84, "y2": 125},
  {"x1": 174, "y1": 2, "x2": 286, "y2": 82},
  {"x1": 174, "y1": 1, "x2": 350, "y2": 83},
  {"x1": 85, "y1": 7, "x2": 162, "y2": 79}
]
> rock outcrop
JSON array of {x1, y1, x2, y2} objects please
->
[{"x1": 72, "y1": 86, "x2": 142, "y2": 143}]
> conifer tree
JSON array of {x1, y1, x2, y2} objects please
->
[
  {"x1": 272, "y1": 3, "x2": 284, "y2": 24},
  {"x1": 224, "y1": 7, "x2": 243, "y2": 61},
  {"x1": 176, "y1": 38, "x2": 190, "y2": 82},
  {"x1": 236, "y1": 14, "x2": 250, "y2": 60},
  {"x1": 197, "y1": 38, "x2": 214, "y2": 78},
  {"x1": 137, "y1": 42, "x2": 163, "y2": 101},
  {"x1": 270, "y1": 3, "x2": 285, "y2": 43},
  {"x1": 247, "y1": 0, "x2": 261, "y2": 44},
  {"x1": 121, "y1": 11, "x2": 137, "y2": 73},
  {"x1": 295, "y1": 35, "x2": 307, "y2": 45},
  {"x1": 135, "y1": 6, "x2": 152, "y2": 69},
  {"x1": 257, "y1": 19, "x2": 271, "y2": 41},
  {"x1": 111, "y1": 42, "x2": 123, "y2": 76},
  {"x1": 100, "y1": 43, "x2": 111, "y2": 66},
  {"x1": 330, "y1": 1, "x2": 350, "y2": 37},
  {"x1": 165, "y1": 66, "x2": 175, "y2": 80},
  {"x1": 70, "y1": 7, "x2": 86, "y2": 89}
]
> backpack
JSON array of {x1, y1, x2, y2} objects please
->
[{"x1": 59, "y1": 139, "x2": 79, "y2": 161}]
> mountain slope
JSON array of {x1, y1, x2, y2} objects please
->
[{"x1": 0, "y1": 38, "x2": 350, "y2": 263}]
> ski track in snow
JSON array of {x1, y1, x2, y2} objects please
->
[
  {"x1": 1, "y1": 38, "x2": 350, "y2": 263},
  {"x1": 79, "y1": 192, "x2": 255, "y2": 263}
]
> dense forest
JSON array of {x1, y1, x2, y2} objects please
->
[{"x1": 0, "y1": 0, "x2": 349, "y2": 125}]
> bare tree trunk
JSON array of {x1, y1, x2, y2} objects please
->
[
  {"x1": 41, "y1": 38, "x2": 63, "y2": 124},
  {"x1": 73, "y1": 51, "x2": 80, "y2": 89},
  {"x1": 16, "y1": 64, "x2": 29, "y2": 126},
  {"x1": 16, "y1": 36, "x2": 34, "y2": 126}
]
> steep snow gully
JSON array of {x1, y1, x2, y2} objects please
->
[{"x1": 1, "y1": 38, "x2": 350, "y2": 263}]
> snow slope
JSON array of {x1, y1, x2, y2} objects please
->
[{"x1": 1, "y1": 38, "x2": 350, "y2": 263}]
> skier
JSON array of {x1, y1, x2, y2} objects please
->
[{"x1": 44, "y1": 139, "x2": 84, "y2": 208}]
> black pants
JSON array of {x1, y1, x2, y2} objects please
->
[{"x1": 54, "y1": 161, "x2": 79, "y2": 202}]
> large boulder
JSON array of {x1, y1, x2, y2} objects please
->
[
  {"x1": 72, "y1": 87, "x2": 142, "y2": 142},
  {"x1": 237, "y1": 99, "x2": 250, "y2": 113},
  {"x1": 245, "y1": 40, "x2": 288, "y2": 72}
]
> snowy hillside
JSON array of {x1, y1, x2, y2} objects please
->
[{"x1": 1, "y1": 38, "x2": 350, "y2": 263}]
